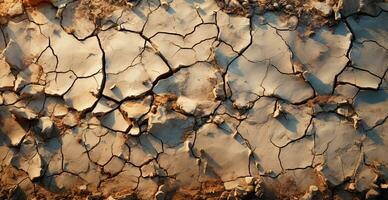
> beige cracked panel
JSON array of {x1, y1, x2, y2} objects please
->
[{"x1": 0, "y1": 0, "x2": 387, "y2": 199}]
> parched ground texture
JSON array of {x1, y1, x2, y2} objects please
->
[{"x1": 0, "y1": 0, "x2": 387, "y2": 199}]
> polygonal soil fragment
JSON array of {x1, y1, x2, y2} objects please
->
[
  {"x1": 0, "y1": 59, "x2": 15, "y2": 89},
  {"x1": 238, "y1": 97, "x2": 283, "y2": 176},
  {"x1": 150, "y1": 23, "x2": 218, "y2": 69},
  {"x1": 338, "y1": 67, "x2": 381, "y2": 89},
  {"x1": 194, "y1": 123, "x2": 251, "y2": 182},
  {"x1": 101, "y1": 34, "x2": 169, "y2": 100},
  {"x1": 148, "y1": 105, "x2": 195, "y2": 147},
  {"x1": 101, "y1": 109, "x2": 131, "y2": 132},
  {"x1": 279, "y1": 23, "x2": 351, "y2": 94},
  {"x1": 312, "y1": 113, "x2": 363, "y2": 186},
  {"x1": 3, "y1": 20, "x2": 48, "y2": 70},
  {"x1": 350, "y1": 41, "x2": 387, "y2": 77},
  {"x1": 142, "y1": 0, "x2": 203, "y2": 37},
  {"x1": 227, "y1": 57, "x2": 314, "y2": 107},
  {"x1": 11, "y1": 136, "x2": 43, "y2": 180},
  {"x1": 353, "y1": 89, "x2": 387, "y2": 128},
  {"x1": 341, "y1": 0, "x2": 383, "y2": 16},
  {"x1": 158, "y1": 144, "x2": 200, "y2": 187},
  {"x1": 153, "y1": 62, "x2": 223, "y2": 116},
  {"x1": 63, "y1": 75, "x2": 101, "y2": 111},
  {"x1": 61, "y1": 0, "x2": 96, "y2": 39},
  {"x1": 61, "y1": 131, "x2": 90, "y2": 174},
  {"x1": 363, "y1": 121, "x2": 388, "y2": 179},
  {"x1": 0, "y1": 106, "x2": 27, "y2": 146},
  {"x1": 245, "y1": 22, "x2": 293, "y2": 73},
  {"x1": 120, "y1": 95, "x2": 152, "y2": 119},
  {"x1": 346, "y1": 12, "x2": 388, "y2": 48}
]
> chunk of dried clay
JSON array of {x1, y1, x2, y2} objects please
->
[
  {"x1": 0, "y1": 59, "x2": 15, "y2": 89},
  {"x1": 0, "y1": 107, "x2": 26, "y2": 146},
  {"x1": 37, "y1": 116, "x2": 54, "y2": 134},
  {"x1": 101, "y1": 109, "x2": 131, "y2": 132},
  {"x1": 11, "y1": 138, "x2": 43, "y2": 180},
  {"x1": 148, "y1": 106, "x2": 194, "y2": 147},
  {"x1": 63, "y1": 111, "x2": 79, "y2": 128},
  {"x1": 120, "y1": 96, "x2": 152, "y2": 119}
]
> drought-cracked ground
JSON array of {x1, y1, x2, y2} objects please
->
[{"x1": 0, "y1": 0, "x2": 387, "y2": 199}]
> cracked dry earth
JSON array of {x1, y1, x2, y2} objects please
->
[{"x1": 0, "y1": 0, "x2": 388, "y2": 199}]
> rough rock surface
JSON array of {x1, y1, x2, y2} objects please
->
[{"x1": 0, "y1": 0, "x2": 387, "y2": 199}]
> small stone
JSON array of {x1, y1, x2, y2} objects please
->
[
  {"x1": 312, "y1": 2, "x2": 333, "y2": 16},
  {"x1": 128, "y1": 124, "x2": 140, "y2": 136},
  {"x1": 160, "y1": 0, "x2": 169, "y2": 10},
  {"x1": 55, "y1": 7, "x2": 65, "y2": 19},
  {"x1": 347, "y1": 182, "x2": 356, "y2": 191},
  {"x1": 245, "y1": 177, "x2": 254, "y2": 185},
  {"x1": 158, "y1": 184, "x2": 167, "y2": 193},
  {"x1": 352, "y1": 115, "x2": 361, "y2": 129},
  {"x1": 184, "y1": 140, "x2": 191, "y2": 152},
  {"x1": 126, "y1": 1, "x2": 134, "y2": 7},
  {"x1": 265, "y1": 169, "x2": 273, "y2": 175},
  {"x1": 155, "y1": 191, "x2": 165, "y2": 200},
  {"x1": 273, "y1": 103, "x2": 283, "y2": 118},
  {"x1": 288, "y1": 16, "x2": 298, "y2": 29},
  {"x1": 79, "y1": 185, "x2": 87, "y2": 191},
  {"x1": 273, "y1": 2, "x2": 279, "y2": 8},
  {"x1": 242, "y1": 0, "x2": 248, "y2": 7},
  {"x1": 315, "y1": 165, "x2": 323, "y2": 171},
  {"x1": 285, "y1": 4, "x2": 293, "y2": 10},
  {"x1": 336, "y1": 106, "x2": 353, "y2": 117},
  {"x1": 213, "y1": 115, "x2": 224, "y2": 125},
  {"x1": 309, "y1": 185, "x2": 318, "y2": 193},
  {"x1": 334, "y1": 10, "x2": 341, "y2": 20}
]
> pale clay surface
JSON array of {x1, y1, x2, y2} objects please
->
[{"x1": 0, "y1": 0, "x2": 387, "y2": 199}]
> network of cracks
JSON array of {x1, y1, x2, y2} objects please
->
[{"x1": 0, "y1": 0, "x2": 387, "y2": 199}]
